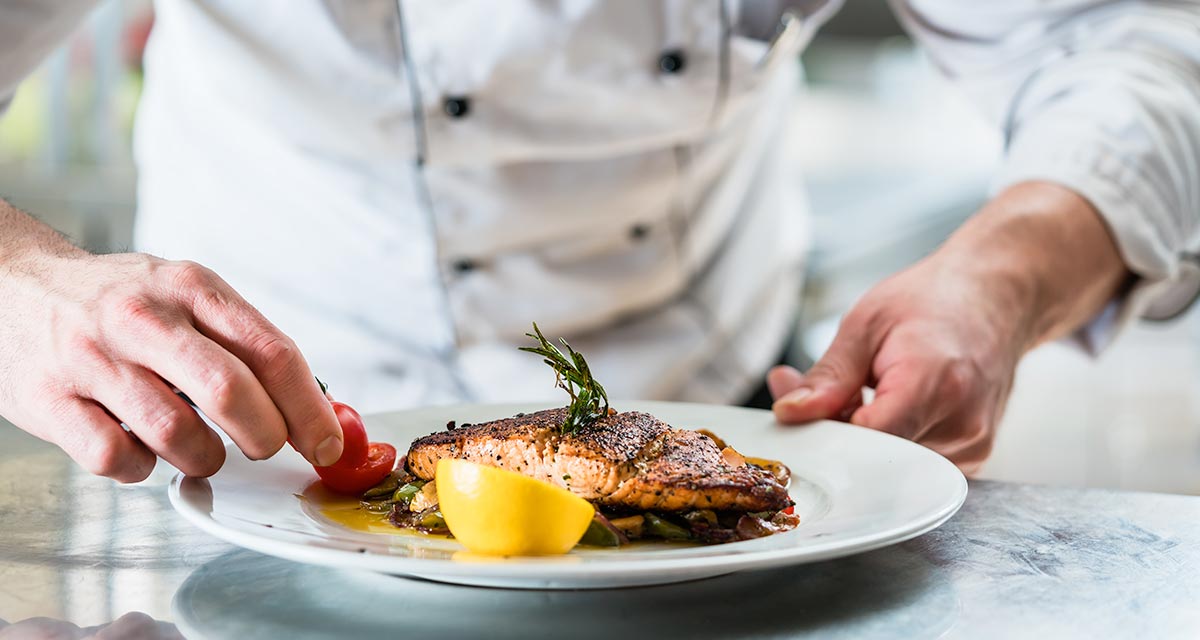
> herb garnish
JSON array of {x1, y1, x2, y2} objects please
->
[{"x1": 519, "y1": 322, "x2": 610, "y2": 434}]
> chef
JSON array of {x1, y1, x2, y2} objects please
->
[{"x1": 0, "y1": 0, "x2": 1197, "y2": 480}]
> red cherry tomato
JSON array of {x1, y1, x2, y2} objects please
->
[
  {"x1": 783, "y1": 505, "x2": 795, "y2": 515},
  {"x1": 316, "y1": 442, "x2": 397, "y2": 495},
  {"x1": 330, "y1": 401, "x2": 369, "y2": 467}
]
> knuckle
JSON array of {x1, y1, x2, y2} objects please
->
[
  {"x1": 201, "y1": 368, "x2": 241, "y2": 415},
  {"x1": 169, "y1": 260, "x2": 215, "y2": 290},
  {"x1": 194, "y1": 366, "x2": 286, "y2": 461},
  {"x1": 168, "y1": 261, "x2": 229, "y2": 314},
  {"x1": 253, "y1": 334, "x2": 301, "y2": 378},
  {"x1": 939, "y1": 358, "x2": 979, "y2": 405},
  {"x1": 63, "y1": 332, "x2": 107, "y2": 366},
  {"x1": 192, "y1": 286, "x2": 227, "y2": 318},
  {"x1": 116, "y1": 294, "x2": 155, "y2": 319},
  {"x1": 145, "y1": 406, "x2": 194, "y2": 448},
  {"x1": 110, "y1": 293, "x2": 168, "y2": 334}
]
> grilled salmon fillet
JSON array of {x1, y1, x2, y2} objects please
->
[{"x1": 406, "y1": 408, "x2": 791, "y2": 513}]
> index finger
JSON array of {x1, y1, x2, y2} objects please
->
[
  {"x1": 772, "y1": 315, "x2": 876, "y2": 424},
  {"x1": 171, "y1": 264, "x2": 342, "y2": 466}
]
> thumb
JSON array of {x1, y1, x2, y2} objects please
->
[{"x1": 773, "y1": 327, "x2": 872, "y2": 424}]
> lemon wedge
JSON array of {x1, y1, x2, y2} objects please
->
[{"x1": 436, "y1": 458, "x2": 595, "y2": 556}]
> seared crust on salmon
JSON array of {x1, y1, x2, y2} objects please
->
[{"x1": 406, "y1": 408, "x2": 791, "y2": 513}]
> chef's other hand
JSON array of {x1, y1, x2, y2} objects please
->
[
  {"x1": 768, "y1": 182, "x2": 1131, "y2": 473},
  {"x1": 0, "y1": 201, "x2": 342, "y2": 482}
]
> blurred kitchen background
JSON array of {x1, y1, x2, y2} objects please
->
[{"x1": 2, "y1": 1, "x2": 1199, "y2": 495}]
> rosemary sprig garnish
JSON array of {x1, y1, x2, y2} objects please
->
[{"x1": 519, "y1": 322, "x2": 610, "y2": 434}]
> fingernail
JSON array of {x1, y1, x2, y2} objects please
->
[
  {"x1": 314, "y1": 435, "x2": 343, "y2": 467},
  {"x1": 779, "y1": 387, "x2": 814, "y2": 407}
]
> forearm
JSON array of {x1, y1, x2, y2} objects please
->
[
  {"x1": 0, "y1": 198, "x2": 85, "y2": 267},
  {"x1": 935, "y1": 180, "x2": 1131, "y2": 353},
  {"x1": 896, "y1": 0, "x2": 1200, "y2": 328}
]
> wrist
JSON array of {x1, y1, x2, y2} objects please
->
[
  {"x1": 934, "y1": 232, "x2": 1042, "y2": 357},
  {"x1": 0, "y1": 200, "x2": 87, "y2": 285},
  {"x1": 936, "y1": 181, "x2": 1130, "y2": 353}
]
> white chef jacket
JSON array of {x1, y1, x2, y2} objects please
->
[{"x1": 2, "y1": 1, "x2": 1199, "y2": 412}]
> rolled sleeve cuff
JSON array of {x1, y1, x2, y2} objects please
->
[{"x1": 991, "y1": 136, "x2": 1200, "y2": 355}]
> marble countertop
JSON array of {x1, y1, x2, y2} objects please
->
[{"x1": 0, "y1": 424, "x2": 1197, "y2": 639}]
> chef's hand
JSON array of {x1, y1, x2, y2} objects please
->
[
  {"x1": 769, "y1": 182, "x2": 1131, "y2": 472},
  {"x1": 0, "y1": 201, "x2": 342, "y2": 482}
]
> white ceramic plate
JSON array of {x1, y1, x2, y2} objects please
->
[{"x1": 169, "y1": 401, "x2": 966, "y2": 589}]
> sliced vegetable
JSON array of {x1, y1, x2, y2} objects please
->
[
  {"x1": 306, "y1": 396, "x2": 398, "y2": 495},
  {"x1": 391, "y1": 505, "x2": 450, "y2": 535},
  {"x1": 578, "y1": 515, "x2": 626, "y2": 547},
  {"x1": 361, "y1": 472, "x2": 402, "y2": 498},
  {"x1": 359, "y1": 498, "x2": 394, "y2": 514},
  {"x1": 392, "y1": 481, "x2": 425, "y2": 506},
  {"x1": 418, "y1": 509, "x2": 448, "y2": 531},
  {"x1": 410, "y1": 480, "x2": 439, "y2": 512},
  {"x1": 608, "y1": 515, "x2": 645, "y2": 539},
  {"x1": 735, "y1": 514, "x2": 776, "y2": 539},
  {"x1": 315, "y1": 442, "x2": 397, "y2": 495},
  {"x1": 698, "y1": 428, "x2": 791, "y2": 488},
  {"x1": 747, "y1": 456, "x2": 791, "y2": 487},
  {"x1": 682, "y1": 510, "x2": 718, "y2": 528},
  {"x1": 644, "y1": 513, "x2": 691, "y2": 541},
  {"x1": 721, "y1": 447, "x2": 747, "y2": 467},
  {"x1": 735, "y1": 511, "x2": 800, "y2": 539},
  {"x1": 772, "y1": 511, "x2": 801, "y2": 528}
]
